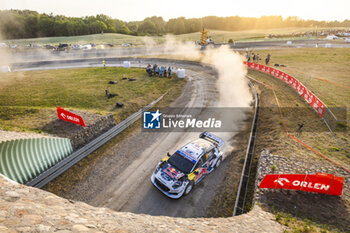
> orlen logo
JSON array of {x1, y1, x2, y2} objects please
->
[
  {"x1": 274, "y1": 178, "x2": 290, "y2": 186},
  {"x1": 273, "y1": 178, "x2": 329, "y2": 190},
  {"x1": 60, "y1": 113, "x2": 80, "y2": 123},
  {"x1": 291, "y1": 180, "x2": 329, "y2": 191}
]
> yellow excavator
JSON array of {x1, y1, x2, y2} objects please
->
[{"x1": 200, "y1": 29, "x2": 214, "y2": 45}]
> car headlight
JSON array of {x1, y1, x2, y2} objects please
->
[
  {"x1": 172, "y1": 180, "x2": 183, "y2": 189},
  {"x1": 155, "y1": 161, "x2": 165, "y2": 173}
]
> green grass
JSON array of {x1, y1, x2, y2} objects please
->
[
  {"x1": 275, "y1": 211, "x2": 335, "y2": 233},
  {"x1": 3, "y1": 27, "x2": 346, "y2": 46},
  {"x1": 0, "y1": 67, "x2": 184, "y2": 132}
]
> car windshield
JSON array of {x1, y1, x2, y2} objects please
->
[{"x1": 168, "y1": 152, "x2": 195, "y2": 174}]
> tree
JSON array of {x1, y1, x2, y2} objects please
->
[
  {"x1": 138, "y1": 19, "x2": 157, "y2": 34},
  {"x1": 117, "y1": 25, "x2": 130, "y2": 34},
  {"x1": 90, "y1": 20, "x2": 107, "y2": 34},
  {"x1": 166, "y1": 17, "x2": 186, "y2": 34},
  {"x1": 38, "y1": 14, "x2": 54, "y2": 37},
  {"x1": 1, "y1": 9, "x2": 349, "y2": 39}
]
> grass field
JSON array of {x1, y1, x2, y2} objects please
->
[
  {"x1": 3, "y1": 27, "x2": 347, "y2": 46},
  {"x1": 0, "y1": 67, "x2": 184, "y2": 132}
]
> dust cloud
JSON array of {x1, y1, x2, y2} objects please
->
[{"x1": 141, "y1": 36, "x2": 253, "y2": 153}]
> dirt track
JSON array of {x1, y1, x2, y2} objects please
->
[
  {"x1": 6, "y1": 39, "x2": 350, "y2": 65},
  {"x1": 13, "y1": 58, "x2": 250, "y2": 217}
]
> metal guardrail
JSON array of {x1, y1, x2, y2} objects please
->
[
  {"x1": 26, "y1": 93, "x2": 167, "y2": 188},
  {"x1": 233, "y1": 80, "x2": 260, "y2": 216}
]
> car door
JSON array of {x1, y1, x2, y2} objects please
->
[{"x1": 194, "y1": 156, "x2": 209, "y2": 184}]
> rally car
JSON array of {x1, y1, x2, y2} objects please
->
[{"x1": 151, "y1": 132, "x2": 224, "y2": 199}]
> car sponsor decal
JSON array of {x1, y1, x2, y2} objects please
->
[
  {"x1": 164, "y1": 166, "x2": 179, "y2": 179},
  {"x1": 188, "y1": 171, "x2": 196, "y2": 181},
  {"x1": 161, "y1": 157, "x2": 169, "y2": 162},
  {"x1": 195, "y1": 162, "x2": 210, "y2": 183}
]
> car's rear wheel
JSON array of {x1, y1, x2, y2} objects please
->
[
  {"x1": 215, "y1": 157, "x2": 222, "y2": 168},
  {"x1": 184, "y1": 181, "x2": 194, "y2": 195}
]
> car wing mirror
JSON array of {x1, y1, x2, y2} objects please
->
[
  {"x1": 167, "y1": 152, "x2": 171, "y2": 157},
  {"x1": 194, "y1": 170, "x2": 199, "y2": 175}
]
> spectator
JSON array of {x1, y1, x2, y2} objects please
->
[
  {"x1": 102, "y1": 60, "x2": 106, "y2": 69},
  {"x1": 146, "y1": 64, "x2": 153, "y2": 76},
  {"x1": 168, "y1": 67, "x2": 172, "y2": 78},
  {"x1": 163, "y1": 66, "x2": 167, "y2": 77},
  {"x1": 160, "y1": 66, "x2": 165, "y2": 77},
  {"x1": 265, "y1": 54, "x2": 271, "y2": 65},
  {"x1": 296, "y1": 123, "x2": 304, "y2": 136},
  {"x1": 153, "y1": 64, "x2": 157, "y2": 75},
  {"x1": 252, "y1": 53, "x2": 256, "y2": 63}
]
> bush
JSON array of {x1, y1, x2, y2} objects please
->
[
  {"x1": 228, "y1": 39, "x2": 234, "y2": 44},
  {"x1": 275, "y1": 212, "x2": 282, "y2": 222},
  {"x1": 272, "y1": 164, "x2": 277, "y2": 172}
]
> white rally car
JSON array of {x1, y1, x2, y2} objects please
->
[{"x1": 151, "y1": 132, "x2": 224, "y2": 199}]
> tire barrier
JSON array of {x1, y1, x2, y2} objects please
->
[
  {"x1": 244, "y1": 62, "x2": 338, "y2": 133},
  {"x1": 0, "y1": 138, "x2": 73, "y2": 184},
  {"x1": 233, "y1": 81, "x2": 259, "y2": 216}
]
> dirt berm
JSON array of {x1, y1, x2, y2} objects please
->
[{"x1": 0, "y1": 175, "x2": 284, "y2": 232}]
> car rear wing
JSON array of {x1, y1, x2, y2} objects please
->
[{"x1": 199, "y1": 132, "x2": 224, "y2": 148}]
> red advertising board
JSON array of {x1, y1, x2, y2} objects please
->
[
  {"x1": 243, "y1": 62, "x2": 326, "y2": 117},
  {"x1": 57, "y1": 107, "x2": 86, "y2": 127},
  {"x1": 259, "y1": 173, "x2": 344, "y2": 196}
]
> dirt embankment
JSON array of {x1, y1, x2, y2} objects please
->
[{"x1": 245, "y1": 69, "x2": 349, "y2": 232}]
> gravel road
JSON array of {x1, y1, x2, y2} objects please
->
[{"x1": 12, "y1": 58, "x2": 249, "y2": 217}]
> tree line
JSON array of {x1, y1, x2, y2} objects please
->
[{"x1": 0, "y1": 10, "x2": 349, "y2": 39}]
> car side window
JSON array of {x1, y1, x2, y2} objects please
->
[
  {"x1": 194, "y1": 158, "x2": 204, "y2": 170},
  {"x1": 206, "y1": 149, "x2": 215, "y2": 161}
]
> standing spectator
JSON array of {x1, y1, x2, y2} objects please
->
[
  {"x1": 160, "y1": 66, "x2": 165, "y2": 77},
  {"x1": 296, "y1": 123, "x2": 304, "y2": 136},
  {"x1": 146, "y1": 64, "x2": 153, "y2": 76},
  {"x1": 252, "y1": 53, "x2": 256, "y2": 63},
  {"x1": 163, "y1": 66, "x2": 167, "y2": 77},
  {"x1": 168, "y1": 67, "x2": 172, "y2": 78},
  {"x1": 256, "y1": 54, "x2": 260, "y2": 63},
  {"x1": 153, "y1": 64, "x2": 157, "y2": 75},
  {"x1": 102, "y1": 60, "x2": 106, "y2": 69},
  {"x1": 245, "y1": 51, "x2": 249, "y2": 61},
  {"x1": 265, "y1": 53, "x2": 271, "y2": 65}
]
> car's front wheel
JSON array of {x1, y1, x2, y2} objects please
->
[{"x1": 184, "y1": 181, "x2": 194, "y2": 196}]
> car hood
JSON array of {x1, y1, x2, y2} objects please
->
[{"x1": 159, "y1": 163, "x2": 185, "y2": 182}]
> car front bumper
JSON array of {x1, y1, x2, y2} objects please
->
[{"x1": 151, "y1": 173, "x2": 186, "y2": 199}]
